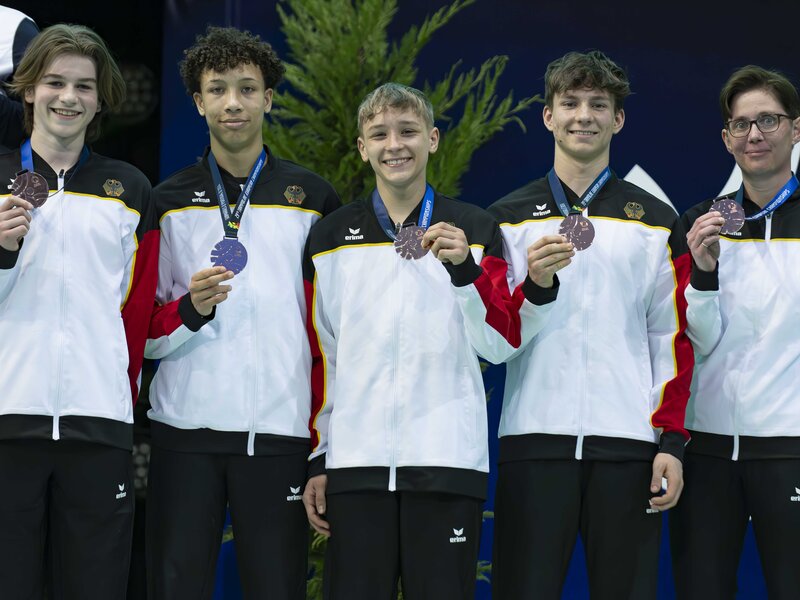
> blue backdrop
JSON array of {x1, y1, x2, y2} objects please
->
[{"x1": 158, "y1": 1, "x2": 798, "y2": 597}]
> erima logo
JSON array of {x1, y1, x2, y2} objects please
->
[
  {"x1": 191, "y1": 190, "x2": 211, "y2": 204},
  {"x1": 286, "y1": 486, "x2": 302, "y2": 502},
  {"x1": 345, "y1": 227, "x2": 364, "y2": 241},
  {"x1": 645, "y1": 507, "x2": 659, "y2": 514},
  {"x1": 532, "y1": 203, "x2": 552, "y2": 217},
  {"x1": 791, "y1": 487, "x2": 800, "y2": 502},
  {"x1": 726, "y1": 230, "x2": 742, "y2": 237},
  {"x1": 116, "y1": 484, "x2": 127, "y2": 500},
  {"x1": 449, "y1": 528, "x2": 467, "y2": 543}
]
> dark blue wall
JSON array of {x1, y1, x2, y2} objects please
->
[{"x1": 160, "y1": 1, "x2": 796, "y2": 598}]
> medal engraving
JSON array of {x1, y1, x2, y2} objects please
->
[
  {"x1": 710, "y1": 199, "x2": 745, "y2": 234},
  {"x1": 210, "y1": 238, "x2": 248, "y2": 274},
  {"x1": 12, "y1": 171, "x2": 49, "y2": 208},
  {"x1": 394, "y1": 225, "x2": 428, "y2": 260},
  {"x1": 558, "y1": 214, "x2": 595, "y2": 251}
]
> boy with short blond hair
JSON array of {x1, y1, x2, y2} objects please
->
[{"x1": 302, "y1": 82, "x2": 518, "y2": 599}]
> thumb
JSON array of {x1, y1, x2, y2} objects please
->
[{"x1": 650, "y1": 463, "x2": 664, "y2": 493}]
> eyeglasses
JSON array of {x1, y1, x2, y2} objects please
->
[{"x1": 725, "y1": 113, "x2": 792, "y2": 137}]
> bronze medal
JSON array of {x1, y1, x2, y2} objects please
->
[
  {"x1": 394, "y1": 225, "x2": 428, "y2": 260},
  {"x1": 559, "y1": 214, "x2": 594, "y2": 251},
  {"x1": 12, "y1": 170, "x2": 49, "y2": 208}
]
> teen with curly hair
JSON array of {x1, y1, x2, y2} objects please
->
[{"x1": 145, "y1": 27, "x2": 339, "y2": 599}]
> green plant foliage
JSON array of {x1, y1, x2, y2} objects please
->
[{"x1": 266, "y1": 0, "x2": 541, "y2": 204}]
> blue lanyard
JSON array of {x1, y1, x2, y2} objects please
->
[
  {"x1": 547, "y1": 167, "x2": 610, "y2": 217},
  {"x1": 372, "y1": 184, "x2": 435, "y2": 241},
  {"x1": 734, "y1": 174, "x2": 799, "y2": 221},
  {"x1": 21, "y1": 138, "x2": 90, "y2": 178},
  {"x1": 207, "y1": 148, "x2": 266, "y2": 239}
]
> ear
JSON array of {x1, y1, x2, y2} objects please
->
[
  {"x1": 428, "y1": 126, "x2": 440, "y2": 154},
  {"x1": 721, "y1": 128, "x2": 734, "y2": 155},
  {"x1": 791, "y1": 116, "x2": 800, "y2": 146},
  {"x1": 24, "y1": 86, "x2": 35, "y2": 104},
  {"x1": 357, "y1": 136, "x2": 369, "y2": 163},
  {"x1": 264, "y1": 88, "x2": 273, "y2": 114},
  {"x1": 543, "y1": 104, "x2": 554, "y2": 132},
  {"x1": 613, "y1": 109, "x2": 625, "y2": 134},
  {"x1": 193, "y1": 91, "x2": 205, "y2": 117}
]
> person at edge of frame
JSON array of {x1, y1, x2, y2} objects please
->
[
  {"x1": 0, "y1": 5, "x2": 39, "y2": 150},
  {"x1": 486, "y1": 49, "x2": 694, "y2": 600},
  {"x1": 0, "y1": 23, "x2": 158, "y2": 600},
  {"x1": 144, "y1": 26, "x2": 340, "y2": 600},
  {"x1": 302, "y1": 82, "x2": 521, "y2": 600},
  {"x1": 670, "y1": 65, "x2": 800, "y2": 600}
]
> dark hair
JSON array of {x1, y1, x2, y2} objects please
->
[
  {"x1": 544, "y1": 50, "x2": 630, "y2": 111},
  {"x1": 180, "y1": 26, "x2": 285, "y2": 95},
  {"x1": 10, "y1": 23, "x2": 125, "y2": 142},
  {"x1": 719, "y1": 65, "x2": 800, "y2": 122}
]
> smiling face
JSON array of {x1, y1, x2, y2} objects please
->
[
  {"x1": 544, "y1": 87, "x2": 624, "y2": 166},
  {"x1": 193, "y1": 63, "x2": 272, "y2": 156},
  {"x1": 722, "y1": 88, "x2": 800, "y2": 183},
  {"x1": 24, "y1": 53, "x2": 101, "y2": 147},
  {"x1": 357, "y1": 106, "x2": 439, "y2": 197}
]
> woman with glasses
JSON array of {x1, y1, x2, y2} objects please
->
[{"x1": 671, "y1": 65, "x2": 800, "y2": 600}]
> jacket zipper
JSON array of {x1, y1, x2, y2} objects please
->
[
  {"x1": 389, "y1": 239, "x2": 401, "y2": 491},
  {"x1": 575, "y1": 210, "x2": 589, "y2": 460},
  {"x1": 53, "y1": 170, "x2": 66, "y2": 440}
]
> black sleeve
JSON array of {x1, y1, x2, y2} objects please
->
[{"x1": 0, "y1": 94, "x2": 25, "y2": 152}]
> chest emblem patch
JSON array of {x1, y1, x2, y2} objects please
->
[
  {"x1": 624, "y1": 202, "x2": 644, "y2": 220},
  {"x1": 284, "y1": 184, "x2": 306, "y2": 205},
  {"x1": 103, "y1": 179, "x2": 125, "y2": 197}
]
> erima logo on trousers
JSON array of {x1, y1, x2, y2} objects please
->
[
  {"x1": 791, "y1": 487, "x2": 800, "y2": 502},
  {"x1": 286, "y1": 486, "x2": 302, "y2": 502},
  {"x1": 116, "y1": 484, "x2": 127, "y2": 500},
  {"x1": 345, "y1": 227, "x2": 364, "y2": 241},
  {"x1": 449, "y1": 528, "x2": 466, "y2": 543}
]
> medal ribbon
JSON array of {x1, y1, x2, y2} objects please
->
[
  {"x1": 372, "y1": 184, "x2": 435, "y2": 241},
  {"x1": 21, "y1": 138, "x2": 90, "y2": 178},
  {"x1": 207, "y1": 148, "x2": 267, "y2": 239},
  {"x1": 733, "y1": 174, "x2": 799, "y2": 221},
  {"x1": 547, "y1": 166, "x2": 611, "y2": 217}
]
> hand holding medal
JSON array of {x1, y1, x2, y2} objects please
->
[
  {"x1": 188, "y1": 266, "x2": 234, "y2": 316},
  {"x1": 686, "y1": 211, "x2": 724, "y2": 272},
  {"x1": 526, "y1": 234, "x2": 575, "y2": 288},
  {"x1": 421, "y1": 222, "x2": 469, "y2": 264},
  {"x1": 0, "y1": 195, "x2": 34, "y2": 251}
]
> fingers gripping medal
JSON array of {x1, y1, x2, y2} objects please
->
[
  {"x1": 710, "y1": 198, "x2": 745, "y2": 234},
  {"x1": 558, "y1": 214, "x2": 595, "y2": 251},
  {"x1": 12, "y1": 170, "x2": 49, "y2": 208},
  {"x1": 394, "y1": 225, "x2": 428, "y2": 260},
  {"x1": 211, "y1": 237, "x2": 248, "y2": 274}
]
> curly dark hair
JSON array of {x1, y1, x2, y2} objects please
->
[
  {"x1": 545, "y1": 50, "x2": 630, "y2": 112},
  {"x1": 179, "y1": 26, "x2": 285, "y2": 95}
]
